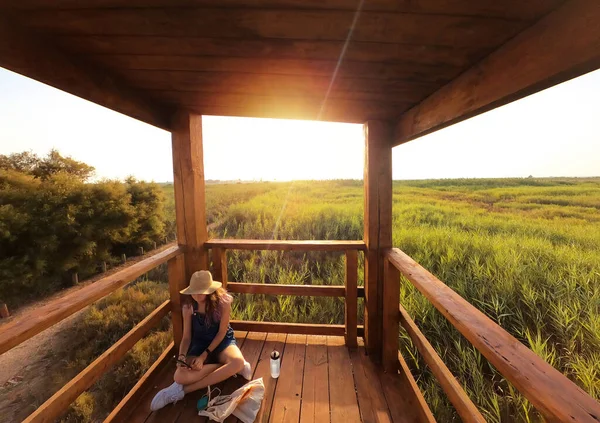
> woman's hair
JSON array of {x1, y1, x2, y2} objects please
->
[{"x1": 205, "y1": 287, "x2": 232, "y2": 325}]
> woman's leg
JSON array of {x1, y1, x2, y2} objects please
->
[
  {"x1": 174, "y1": 363, "x2": 221, "y2": 386},
  {"x1": 181, "y1": 345, "x2": 245, "y2": 394}
]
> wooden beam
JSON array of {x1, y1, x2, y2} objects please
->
[
  {"x1": 167, "y1": 254, "x2": 186, "y2": 347},
  {"x1": 171, "y1": 113, "x2": 208, "y2": 280},
  {"x1": 394, "y1": 0, "x2": 600, "y2": 146},
  {"x1": 0, "y1": 245, "x2": 181, "y2": 355},
  {"x1": 0, "y1": 17, "x2": 170, "y2": 129},
  {"x1": 227, "y1": 282, "x2": 346, "y2": 297},
  {"x1": 399, "y1": 304, "x2": 485, "y2": 422},
  {"x1": 104, "y1": 342, "x2": 175, "y2": 423},
  {"x1": 230, "y1": 321, "x2": 345, "y2": 336},
  {"x1": 393, "y1": 351, "x2": 436, "y2": 422},
  {"x1": 363, "y1": 120, "x2": 393, "y2": 356},
  {"x1": 23, "y1": 301, "x2": 170, "y2": 423},
  {"x1": 345, "y1": 250, "x2": 358, "y2": 347},
  {"x1": 386, "y1": 248, "x2": 600, "y2": 422},
  {"x1": 0, "y1": 0, "x2": 563, "y2": 20},
  {"x1": 205, "y1": 239, "x2": 366, "y2": 251},
  {"x1": 382, "y1": 258, "x2": 399, "y2": 373},
  {"x1": 211, "y1": 248, "x2": 228, "y2": 288}
]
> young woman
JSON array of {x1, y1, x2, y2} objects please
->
[{"x1": 150, "y1": 270, "x2": 251, "y2": 411}]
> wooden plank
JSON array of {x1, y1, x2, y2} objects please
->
[
  {"x1": 399, "y1": 305, "x2": 485, "y2": 422},
  {"x1": 363, "y1": 120, "x2": 393, "y2": 356},
  {"x1": 124, "y1": 71, "x2": 437, "y2": 103},
  {"x1": 105, "y1": 342, "x2": 175, "y2": 423},
  {"x1": 386, "y1": 247, "x2": 600, "y2": 422},
  {"x1": 382, "y1": 258, "x2": 399, "y2": 373},
  {"x1": 348, "y1": 341, "x2": 392, "y2": 423},
  {"x1": 327, "y1": 336, "x2": 361, "y2": 423},
  {"x1": 300, "y1": 335, "x2": 330, "y2": 423},
  {"x1": 394, "y1": 0, "x2": 600, "y2": 145},
  {"x1": 0, "y1": 16, "x2": 169, "y2": 129},
  {"x1": 206, "y1": 239, "x2": 365, "y2": 251},
  {"x1": 212, "y1": 247, "x2": 228, "y2": 288},
  {"x1": 345, "y1": 250, "x2": 358, "y2": 347},
  {"x1": 58, "y1": 36, "x2": 484, "y2": 68},
  {"x1": 270, "y1": 334, "x2": 307, "y2": 423},
  {"x1": 88, "y1": 55, "x2": 461, "y2": 83},
  {"x1": 0, "y1": 0, "x2": 563, "y2": 20},
  {"x1": 126, "y1": 361, "x2": 178, "y2": 423},
  {"x1": 254, "y1": 333, "x2": 287, "y2": 423},
  {"x1": 227, "y1": 282, "x2": 345, "y2": 297},
  {"x1": 171, "y1": 113, "x2": 209, "y2": 280},
  {"x1": 168, "y1": 254, "x2": 186, "y2": 348},
  {"x1": 381, "y1": 354, "x2": 435, "y2": 423},
  {"x1": 231, "y1": 321, "x2": 345, "y2": 336},
  {"x1": 0, "y1": 245, "x2": 181, "y2": 355},
  {"x1": 23, "y1": 301, "x2": 171, "y2": 423},
  {"x1": 19, "y1": 9, "x2": 527, "y2": 48}
]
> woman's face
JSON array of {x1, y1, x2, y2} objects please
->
[{"x1": 191, "y1": 293, "x2": 207, "y2": 303}]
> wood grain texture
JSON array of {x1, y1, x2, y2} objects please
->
[
  {"x1": 0, "y1": 0, "x2": 564, "y2": 20},
  {"x1": 363, "y1": 120, "x2": 393, "y2": 356},
  {"x1": 349, "y1": 341, "x2": 392, "y2": 423},
  {"x1": 212, "y1": 247, "x2": 228, "y2": 288},
  {"x1": 231, "y1": 321, "x2": 345, "y2": 336},
  {"x1": 105, "y1": 342, "x2": 175, "y2": 423},
  {"x1": 168, "y1": 254, "x2": 186, "y2": 348},
  {"x1": 254, "y1": 333, "x2": 287, "y2": 423},
  {"x1": 386, "y1": 247, "x2": 600, "y2": 422},
  {"x1": 300, "y1": 335, "x2": 330, "y2": 423},
  {"x1": 0, "y1": 245, "x2": 181, "y2": 355},
  {"x1": 171, "y1": 113, "x2": 209, "y2": 279},
  {"x1": 399, "y1": 305, "x2": 485, "y2": 422},
  {"x1": 327, "y1": 336, "x2": 361, "y2": 423},
  {"x1": 382, "y1": 259, "x2": 400, "y2": 373},
  {"x1": 394, "y1": 0, "x2": 600, "y2": 145},
  {"x1": 206, "y1": 239, "x2": 366, "y2": 251},
  {"x1": 125, "y1": 362, "x2": 178, "y2": 423},
  {"x1": 18, "y1": 9, "x2": 527, "y2": 48},
  {"x1": 345, "y1": 250, "x2": 358, "y2": 347},
  {"x1": 23, "y1": 301, "x2": 170, "y2": 423},
  {"x1": 270, "y1": 334, "x2": 307, "y2": 422},
  {"x1": 227, "y1": 282, "x2": 345, "y2": 297}
]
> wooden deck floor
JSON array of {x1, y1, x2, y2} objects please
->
[{"x1": 124, "y1": 332, "x2": 424, "y2": 423}]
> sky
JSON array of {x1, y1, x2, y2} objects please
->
[{"x1": 0, "y1": 66, "x2": 598, "y2": 182}]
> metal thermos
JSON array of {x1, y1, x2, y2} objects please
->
[{"x1": 270, "y1": 350, "x2": 281, "y2": 378}]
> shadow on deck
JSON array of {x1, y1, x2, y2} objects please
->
[{"x1": 123, "y1": 333, "x2": 421, "y2": 423}]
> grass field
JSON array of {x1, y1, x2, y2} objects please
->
[{"x1": 161, "y1": 177, "x2": 600, "y2": 422}]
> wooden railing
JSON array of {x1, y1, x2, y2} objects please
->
[
  {"x1": 205, "y1": 238, "x2": 365, "y2": 346},
  {"x1": 383, "y1": 247, "x2": 600, "y2": 423},
  {"x1": 0, "y1": 245, "x2": 184, "y2": 423}
]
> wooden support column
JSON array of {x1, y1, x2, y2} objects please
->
[
  {"x1": 167, "y1": 254, "x2": 186, "y2": 347},
  {"x1": 382, "y1": 257, "x2": 400, "y2": 372},
  {"x1": 212, "y1": 247, "x2": 228, "y2": 288},
  {"x1": 363, "y1": 120, "x2": 393, "y2": 357},
  {"x1": 345, "y1": 250, "x2": 358, "y2": 347},
  {"x1": 172, "y1": 113, "x2": 209, "y2": 281}
]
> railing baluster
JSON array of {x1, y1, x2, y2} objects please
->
[
  {"x1": 382, "y1": 256, "x2": 400, "y2": 373},
  {"x1": 168, "y1": 254, "x2": 186, "y2": 348},
  {"x1": 345, "y1": 250, "x2": 358, "y2": 347},
  {"x1": 212, "y1": 247, "x2": 228, "y2": 288}
]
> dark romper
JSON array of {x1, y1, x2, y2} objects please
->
[{"x1": 187, "y1": 300, "x2": 236, "y2": 360}]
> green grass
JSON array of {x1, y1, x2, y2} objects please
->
[{"x1": 183, "y1": 177, "x2": 600, "y2": 422}]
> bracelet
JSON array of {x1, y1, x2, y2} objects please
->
[
  {"x1": 204, "y1": 347, "x2": 212, "y2": 356},
  {"x1": 178, "y1": 353, "x2": 186, "y2": 359}
]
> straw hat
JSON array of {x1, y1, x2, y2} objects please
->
[{"x1": 180, "y1": 270, "x2": 222, "y2": 295}]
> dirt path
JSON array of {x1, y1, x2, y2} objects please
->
[{"x1": 0, "y1": 244, "x2": 175, "y2": 422}]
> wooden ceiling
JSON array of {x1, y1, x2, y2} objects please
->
[{"x1": 1, "y1": 0, "x2": 599, "y2": 143}]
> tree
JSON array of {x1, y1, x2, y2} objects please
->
[{"x1": 0, "y1": 149, "x2": 95, "y2": 181}]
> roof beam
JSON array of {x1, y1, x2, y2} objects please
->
[
  {"x1": 0, "y1": 17, "x2": 171, "y2": 130},
  {"x1": 393, "y1": 0, "x2": 600, "y2": 146}
]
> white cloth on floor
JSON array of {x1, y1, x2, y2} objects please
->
[{"x1": 198, "y1": 378, "x2": 265, "y2": 422}]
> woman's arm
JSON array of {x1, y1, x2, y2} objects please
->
[
  {"x1": 178, "y1": 303, "x2": 193, "y2": 361},
  {"x1": 195, "y1": 302, "x2": 231, "y2": 367}
]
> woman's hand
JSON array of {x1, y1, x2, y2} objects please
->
[
  {"x1": 182, "y1": 303, "x2": 193, "y2": 319},
  {"x1": 176, "y1": 354, "x2": 189, "y2": 369},
  {"x1": 190, "y1": 354, "x2": 206, "y2": 371}
]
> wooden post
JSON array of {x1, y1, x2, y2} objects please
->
[
  {"x1": 168, "y1": 254, "x2": 187, "y2": 348},
  {"x1": 363, "y1": 120, "x2": 393, "y2": 358},
  {"x1": 102, "y1": 262, "x2": 107, "y2": 273},
  {"x1": 172, "y1": 113, "x2": 209, "y2": 281},
  {"x1": 383, "y1": 257, "x2": 400, "y2": 372},
  {"x1": 0, "y1": 303, "x2": 9, "y2": 318},
  {"x1": 71, "y1": 272, "x2": 78, "y2": 284},
  {"x1": 212, "y1": 248, "x2": 228, "y2": 288},
  {"x1": 138, "y1": 247, "x2": 144, "y2": 256},
  {"x1": 121, "y1": 254, "x2": 126, "y2": 264},
  {"x1": 345, "y1": 250, "x2": 358, "y2": 347},
  {"x1": 153, "y1": 241, "x2": 157, "y2": 250}
]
